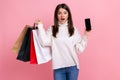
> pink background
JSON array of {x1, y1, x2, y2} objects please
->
[{"x1": 0, "y1": 0, "x2": 120, "y2": 80}]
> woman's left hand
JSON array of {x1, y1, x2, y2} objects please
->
[{"x1": 84, "y1": 30, "x2": 90, "y2": 37}]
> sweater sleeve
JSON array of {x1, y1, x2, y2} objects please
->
[
  {"x1": 37, "y1": 23, "x2": 52, "y2": 47},
  {"x1": 74, "y1": 28, "x2": 88, "y2": 53}
]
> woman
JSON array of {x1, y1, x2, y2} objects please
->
[{"x1": 34, "y1": 3, "x2": 90, "y2": 80}]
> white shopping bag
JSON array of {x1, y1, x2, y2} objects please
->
[{"x1": 32, "y1": 30, "x2": 51, "y2": 64}]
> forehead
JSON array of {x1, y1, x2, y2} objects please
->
[{"x1": 58, "y1": 8, "x2": 68, "y2": 12}]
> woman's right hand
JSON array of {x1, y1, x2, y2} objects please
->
[
  {"x1": 34, "y1": 19, "x2": 42, "y2": 26},
  {"x1": 33, "y1": 19, "x2": 42, "y2": 29}
]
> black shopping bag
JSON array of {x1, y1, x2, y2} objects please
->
[{"x1": 16, "y1": 27, "x2": 32, "y2": 62}]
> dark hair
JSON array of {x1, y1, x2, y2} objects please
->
[{"x1": 52, "y1": 3, "x2": 74, "y2": 37}]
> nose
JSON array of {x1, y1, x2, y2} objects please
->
[{"x1": 61, "y1": 13, "x2": 64, "y2": 17}]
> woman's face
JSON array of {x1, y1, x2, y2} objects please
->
[{"x1": 57, "y1": 8, "x2": 68, "y2": 24}]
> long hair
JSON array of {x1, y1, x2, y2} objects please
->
[{"x1": 52, "y1": 3, "x2": 74, "y2": 37}]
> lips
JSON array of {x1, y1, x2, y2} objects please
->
[{"x1": 61, "y1": 18, "x2": 65, "y2": 20}]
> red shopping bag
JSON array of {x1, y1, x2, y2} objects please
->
[{"x1": 30, "y1": 31, "x2": 38, "y2": 64}]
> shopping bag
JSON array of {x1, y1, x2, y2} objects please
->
[
  {"x1": 16, "y1": 27, "x2": 31, "y2": 62},
  {"x1": 32, "y1": 30, "x2": 51, "y2": 64},
  {"x1": 30, "y1": 31, "x2": 38, "y2": 64},
  {"x1": 12, "y1": 25, "x2": 29, "y2": 54}
]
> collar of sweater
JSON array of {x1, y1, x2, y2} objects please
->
[{"x1": 58, "y1": 21, "x2": 68, "y2": 27}]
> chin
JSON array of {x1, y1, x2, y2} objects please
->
[
  {"x1": 60, "y1": 21, "x2": 67, "y2": 24},
  {"x1": 60, "y1": 22, "x2": 65, "y2": 24}
]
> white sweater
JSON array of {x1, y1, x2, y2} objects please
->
[{"x1": 37, "y1": 21, "x2": 87, "y2": 69}]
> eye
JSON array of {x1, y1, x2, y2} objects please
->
[
  {"x1": 63, "y1": 11, "x2": 68, "y2": 15},
  {"x1": 58, "y1": 12, "x2": 61, "y2": 15}
]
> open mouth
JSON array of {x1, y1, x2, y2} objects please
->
[{"x1": 61, "y1": 18, "x2": 65, "y2": 20}]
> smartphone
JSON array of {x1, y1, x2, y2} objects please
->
[{"x1": 85, "y1": 18, "x2": 92, "y2": 31}]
